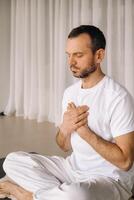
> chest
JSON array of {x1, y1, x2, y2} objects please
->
[{"x1": 70, "y1": 90, "x2": 112, "y2": 141}]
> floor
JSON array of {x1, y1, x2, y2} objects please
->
[{"x1": 0, "y1": 115, "x2": 69, "y2": 158}]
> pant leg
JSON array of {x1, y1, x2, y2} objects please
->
[
  {"x1": 3, "y1": 151, "x2": 66, "y2": 193},
  {"x1": 33, "y1": 176, "x2": 132, "y2": 200},
  {"x1": 3, "y1": 151, "x2": 132, "y2": 200},
  {"x1": 33, "y1": 182, "x2": 90, "y2": 200}
]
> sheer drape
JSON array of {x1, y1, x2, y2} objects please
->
[{"x1": 5, "y1": 0, "x2": 134, "y2": 125}]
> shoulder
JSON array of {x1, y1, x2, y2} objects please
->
[
  {"x1": 104, "y1": 76, "x2": 133, "y2": 102},
  {"x1": 104, "y1": 76, "x2": 127, "y2": 97},
  {"x1": 104, "y1": 76, "x2": 134, "y2": 121}
]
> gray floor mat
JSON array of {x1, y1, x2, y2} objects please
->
[{"x1": 0, "y1": 158, "x2": 5, "y2": 178}]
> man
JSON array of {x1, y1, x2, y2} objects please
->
[{"x1": 0, "y1": 25, "x2": 134, "y2": 200}]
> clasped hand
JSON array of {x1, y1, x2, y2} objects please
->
[{"x1": 60, "y1": 102, "x2": 89, "y2": 136}]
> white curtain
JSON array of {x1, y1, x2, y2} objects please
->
[{"x1": 5, "y1": 0, "x2": 134, "y2": 126}]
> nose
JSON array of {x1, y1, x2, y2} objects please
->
[{"x1": 68, "y1": 55, "x2": 77, "y2": 66}]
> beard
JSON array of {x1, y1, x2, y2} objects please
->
[
  {"x1": 79, "y1": 65, "x2": 97, "y2": 78},
  {"x1": 70, "y1": 63, "x2": 97, "y2": 79}
]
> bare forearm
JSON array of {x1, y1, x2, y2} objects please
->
[
  {"x1": 77, "y1": 126, "x2": 132, "y2": 171},
  {"x1": 56, "y1": 129, "x2": 71, "y2": 152}
]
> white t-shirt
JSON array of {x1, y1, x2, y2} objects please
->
[{"x1": 61, "y1": 75, "x2": 134, "y2": 189}]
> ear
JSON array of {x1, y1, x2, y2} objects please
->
[{"x1": 95, "y1": 49, "x2": 105, "y2": 64}]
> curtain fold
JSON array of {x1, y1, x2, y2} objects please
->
[{"x1": 5, "y1": 0, "x2": 134, "y2": 126}]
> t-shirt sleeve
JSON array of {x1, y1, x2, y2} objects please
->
[{"x1": 110, "y1": 93, "x2": 134, "y2": 137}]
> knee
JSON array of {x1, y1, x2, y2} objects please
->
[
  {"x1": 3, "y1": 151, "x2": 27, "y2": 174},
  {"x1": 3, "y1": 152, "x2": 17, "y2": 172}
]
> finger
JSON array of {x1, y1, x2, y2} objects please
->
[
  {"x1": 74, "y1": 118, "x2": 88, "y2": 130},
  {"x1": 68, "y1": 102, "x2": 76, "y2": 109},
  {"x1": 68, "y1": 102, "x2": 74, "y2": 108},
  {"x1": 68, "y1": 102, "x2": 72, "y2": 107},
  {"x1": 70, "y1": 102, "x2": 76, "y2": 108},
  {"x1": 67, "y1": 102, "x2": 76, "y2": 111},
  {"x1": 0, "y1": 189, "x2": 7, "y2": 193},
  {"x1": 74, "y1": 112, "x2": 89, "y2": 123},
  {"x1": 77, "y1": 105, "x2": 89, "y2": 115},
  {"x1": 67, "y1": 103, "x2": 72, "y2": 111}
]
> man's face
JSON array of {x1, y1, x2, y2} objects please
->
[{"x1": 66, "y1": 33, "x2": 97, "y2": 78}]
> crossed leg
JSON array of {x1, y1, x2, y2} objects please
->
[{"x1": 0, "y1": 151, "x2": 132, "y2": 200}]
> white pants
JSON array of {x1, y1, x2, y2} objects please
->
[{"x1": 2, "y1": 151, "x2": 132, "y2": 200}]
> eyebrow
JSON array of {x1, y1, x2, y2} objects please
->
[{"x1": 65, "y1": 51, "x2": 84, "y2": 55}]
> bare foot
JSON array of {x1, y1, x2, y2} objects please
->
[{"x1": 0, "y1": 180, "x2": 33, "y2": 200}]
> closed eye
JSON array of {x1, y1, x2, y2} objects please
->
[
  {"x1": 65, "y1": 52, "x2": 84, "y2": 58},
  {"x1": 76, "y1": 53, "x2": 84, "y2": 57}
]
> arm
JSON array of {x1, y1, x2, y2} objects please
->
[
  {"x1": 56, "y1": 128, "x2": 71, "y2": 152},
  {"x1": 77, "y1": 126, "x2": 134, "y2": 171}
]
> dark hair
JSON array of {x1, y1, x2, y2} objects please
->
[{"x1": 68, "y1": 25, "x2": 106, "y2": 53}]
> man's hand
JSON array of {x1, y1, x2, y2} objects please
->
[
  {"x1": 60, "y1": 102, "x2": 89, "y2": 136},
  {"x1": 67, "y1": 102, "x2": 89, "y2": 131}
]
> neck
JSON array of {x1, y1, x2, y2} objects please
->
[{"x1": 81, "y1": 67, "x2": 105, "y2": 89}]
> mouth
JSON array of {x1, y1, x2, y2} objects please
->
[
  {"x1": 71, "y1": 69, "x2": 80, "y2": 78},
  {"x1": 70, "y1": 67, "x2": 79, "y2": 72}
]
